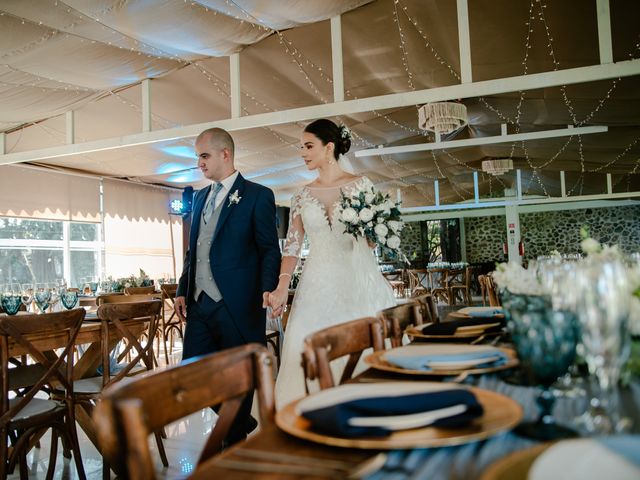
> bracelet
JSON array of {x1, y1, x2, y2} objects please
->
[{"x1": 279, "y1": 273, "x2": 292, "y2": 278}]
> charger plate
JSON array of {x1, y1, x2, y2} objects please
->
[
  {"x1": 275, "y1": 384, "x2": 523, "y2": 449},
  {"x1": 364, "y1": 345, "x2": 518, "y2": 376},
  {"x1": 480, "y1": 443, "x2": 553, "y2": 480},
  {"x1": 406, "y1": 324, "x2": 505, "y2": 342}
]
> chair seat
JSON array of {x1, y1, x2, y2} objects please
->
[
  {"x1": 73, "y1": 365, "x2": 147, "y2": 394},
  {"x1": 9, "y1": 397, "x2": 64, "y2": 423}
]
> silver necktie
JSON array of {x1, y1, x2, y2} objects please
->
[{"x1": 203, "y1": 182, "x2": 223, "y2": 223}]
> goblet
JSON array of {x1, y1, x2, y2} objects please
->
[
  {"x1": 21, "y1": 284, "x2": 34, "y2": 312},
  {"x1": 1, "y1": 293, "x2": 22, "y2": 315},
  {"x1": 34, "y1": 284, "x2": 51, "y2": 314},
  {"x1": 574, "y1": 259, "x2": 632, "y2": 434},
  {"x1": 502, "y1": 290, "x2": 579, "y2": 440},
  {"x1": 60, "y1": 289, "x2": 79, "y2": 310}
]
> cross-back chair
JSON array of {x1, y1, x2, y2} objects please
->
[
  {"x1": 124, "y1": 286, "x2": 156, "y2": 295},
  {"x1": 378, "y1": 298, "x2": 432, "y2": 347},
  {"x1": 93, "y1": 344, "x2": 275, "y2": 480},
  {"x1": 301, "y1": 317, "x2": 385, "y2": 391},
  {"x1": 428, "y1": 268, "x2": 450, "y2": 304},
  {"x1": 71, "y1": 300, "x2": 165, "y2": 474},
  {"x1": 159, "y1": 283, "x2": 182, "y2": 364},
  {"x1": 0, "y1": 309, "x2": 86, "y2": 479},
  {"x1": 448, "y1": 266, "x2": 473, "y2": 305},
  {"x1": 406, "y1": 269, "x2": 429, "y2": 297}
]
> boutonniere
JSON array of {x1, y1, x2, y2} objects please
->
[{"x1": 228, "y1": 189, "x2": 242, "y2": 206}]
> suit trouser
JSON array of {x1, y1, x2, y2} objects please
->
[{"x1": 182, "y1": 292, "x2": 255, "y2": 445}]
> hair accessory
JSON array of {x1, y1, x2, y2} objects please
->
[{"x1": 339, "y1": 125, "x2": 352, "y2": 140}]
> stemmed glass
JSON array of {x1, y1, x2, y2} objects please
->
[
  {"x1": 34, "y1": 283, "x2": 52, "y2": 314},
  {"x1": 48, "y1": 283, "x2": 61, "y2": 312},
  {"x1": 1, "y1": 284, "x2": 22, "y2": 315},
  {"x1": 574, "y1": 258, "x2": 633, "y2": 434},
  {"x1": 502, "y1": 290, "x2": 580, "y2": 440},
  {"x1": 21, "y1": 283, "x2": 34, "y2": 312},
  {"x1": 60, "y1": 288, "x2": 79, "y2": 310}
]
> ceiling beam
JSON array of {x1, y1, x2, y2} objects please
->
[
  {"x1": 1, "y1": 59, "x2": 639, "y2": 166},
  {"x1": 355, "y1": 125, "x2": 609, "y2": 156}
]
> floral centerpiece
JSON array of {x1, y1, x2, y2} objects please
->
[
  {"x1": 338, "y1": 183, "x2": 408, "y2": 263},
  {"x1": 108, "y1": 269, "x2": 154, "y2": 293}
]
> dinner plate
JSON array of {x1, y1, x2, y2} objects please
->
[
  {"x1": 276, "y1": 383, "x2": 523, "y2": 449},
  {"x1": 364, "y1": 345, "x2": 518, "y2": 376},
  {"x1": 406, "y1": 324, "x2": 505, "y2": 342}
]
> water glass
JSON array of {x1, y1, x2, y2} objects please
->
[
  {"x1": 60, "y1": 289, "x2": 79, "y2": 310},
  {"x1": 574, "y1": 259, "x2": 633, "y2": 434},
  {"x1": 502, "y1": 290, "x2": 579, "y2": 440},
  {"x1": 1, "y1": 294, "x2": 22, "y2": 315}
]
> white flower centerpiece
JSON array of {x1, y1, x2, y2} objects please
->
[{"x1": 338, "y1": 183, "x2": 408, "y2": 263}]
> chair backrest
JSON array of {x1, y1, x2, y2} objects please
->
[
  {"x1": 124, "y1": 286, "x2": 155, "y2": 295},
  {"x1": 0, "y1": 309, "x2": 85, "y2": 424},
  {"x1": 96, "y1": 293, "x2": 158, "y2": 306},
  {"x1": 94, "y1": 344, "x2": 275, "y2": 480},
  {"x1": 406, "y1": 269, "x2": 428, "y2": 296},
  {"x1": 301, "y1": 317, "x2": 385, "y2": 390},
  {"x1": 160, "y1": 283, "x2": 177, "y2": 302},
  {"x1": 378, "y1": 301, "x2": 426, "y2": 347},
  {"x1": 412, "y1": 293, "x2": 439, "y2": 323},
  {"x1": 95, "y1": 300, "x2": 162, "y2": 388},
  {"x1": 485, "y1": 274, "x2": 501, "y2": 306}
]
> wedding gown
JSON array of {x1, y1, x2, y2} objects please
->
[{"x1": 275, "y1": 176, "x2": 396, "y2": 409}]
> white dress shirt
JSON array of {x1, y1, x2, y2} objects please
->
[{"x1": 204, "y1": 170, "x2": 239, "y2": 210}]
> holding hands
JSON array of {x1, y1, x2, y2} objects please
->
[{"x1": 263, "y1": 272, "x2": 291, "y2": 318}]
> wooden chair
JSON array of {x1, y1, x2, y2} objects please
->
[
  {"x1": 93, "y1": 344, "x2": 275, "y2": 480},
  {"x1": 406, "y1": 269, "x2": 429, "y2": 297},
  {"x1": 301, "y1": 317, "x2": 385, "y2": 391},
  {"x1": 124, "y1": 285, "x2": 156, "y2": 295},
  {"x1": 483, "y1": 274, "x2": 501, "y2": 307},
  {"x1": 96, "y1": 293, "x2": 156, "y2": 306},
  {"x1": 378, "y1": 299, "x2": 429, "y2": 347},
  {"x1": 159, "y1": 283, "x2": 182, "y2": 364},
  {"x1": 413, "y1": 293, "x2": 439, "y2": 324},
  {"x1": 0, "y1": 309, "x2": 86, "y2": 479},
  {"x1": 448, "y1": 266, "x2": 472, "y2": 305},
  {"x1": 428, "y1": 268, "x2": 449, "y2": 304},
  {"x1": 71, "y1": 300, "x2": 165, "y2": 475}
]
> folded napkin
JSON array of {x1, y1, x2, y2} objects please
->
[
  {"x1": 457, "y1": 306, "x2": 504, "y2": 318},
  {"x1": 298, "y1": 383, "x2": 483, "y2": 438},
  {"x1": 420, "y1": 317, "x2": 504, "y2": 336},
  {"x1": 599, "y1": 435, "x2": 640, "y2": 468},
  {"x1": 383, "y1": 345, "x2": 508, "y2": 371}
]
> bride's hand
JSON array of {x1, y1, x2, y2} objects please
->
[
  {"x1": 367, "y1": 238, "x2": 377, "y2": 249},
  {"x1": 266, "y1": 287, "x2": 288, "y2": 318}
]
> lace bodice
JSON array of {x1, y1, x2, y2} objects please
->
[{"x1": 282, "y1": 176, "x2": 373, "y2": 258}]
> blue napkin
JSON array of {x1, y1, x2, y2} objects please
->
[
  {"x1": 300, "y1": 389, "x2": 483, "y2": 438},
  {"x1": 599, "y1": 435, "x2": 640, "y2": 467},
  {"x1": 463, "y1": 307, "x2": 503, "y2": 318},
  {"x1": 384, "y1": 349, "x2": 508, "y2": 371}
]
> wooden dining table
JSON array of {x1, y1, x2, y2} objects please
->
[{"x1": 188, "y1": 366, "x2": 640, "y2": 480}]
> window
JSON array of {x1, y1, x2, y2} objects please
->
[{"x1": 0, "y1": 217, "x2": 101, "y2": 288}]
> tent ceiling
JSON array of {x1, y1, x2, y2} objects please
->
[{"x1": 1, "y1": 0, "x2": 639, "y2": 207}]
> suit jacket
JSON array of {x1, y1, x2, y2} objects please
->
[{"x1": 177, "y1": 173, "x2": 281, "y2": 344}]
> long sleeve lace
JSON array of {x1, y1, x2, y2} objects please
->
[{"x1": 282, "y1": 190, "x2": 305, "y2": 258}]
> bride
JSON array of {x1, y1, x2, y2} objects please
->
[{"x1": 264, "y1": 118, "x2": 396, "y2": 409}]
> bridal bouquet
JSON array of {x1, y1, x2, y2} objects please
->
[{"x1": 338, "y1": 183, "x2": 408, "y2": 262}]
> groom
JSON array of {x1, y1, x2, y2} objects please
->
[{"x1": 175, "y1": 127, "x2": 281, "y2": 445}]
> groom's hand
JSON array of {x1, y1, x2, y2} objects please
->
[
  {"x1": 262, "y1": 291, "x2": 271, "y2": 309},
  {"x1": 175, "y1": 295, "x2": 187, "y2": 321}
]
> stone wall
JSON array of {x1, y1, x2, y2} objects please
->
[
  {"x1": 465, "y1": 205, "x2": 640, "y2": 263},
  {"x1": 464, "y1": 215, "x2": 506, "y2": 264},
  {"x1": 399, "y1": 222, "x2": 422, "y2": 261}
]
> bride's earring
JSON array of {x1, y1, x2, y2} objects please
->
[{"x1": 326, "y1": 149, "x2": 336, "y2": 166}]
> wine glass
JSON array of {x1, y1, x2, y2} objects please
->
[
  {"x1": 34, "y1": 283, "x2": 51, "y2": 314},
  {"x1": 502, "y1": 290, "x2": 579, "y2": 440},
  {"x1": 1, "y1": 284, "x2": 22, "y2": 315},
  {"x1": 21, "y1": 284, "x2": 34, "y2": 312},
  {"x1": 60, "y1": 288, "x2": 79, "y2": 310},
  {"x1": 574, "y1": 258, "x2": 633, "y2": 434}
]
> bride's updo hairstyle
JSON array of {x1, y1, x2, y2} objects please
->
[{"x1": 304, "y1": 119, "x2": 352, "y2": 161}]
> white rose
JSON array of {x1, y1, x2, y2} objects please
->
[
  {"x1": 124, "y1": 282, "x2": 131, "y2": 288},
  {"x1": 359, "y1": 208, "x2": 374, "y2": 222},
  {"x1": 341, "y1": 207, "x2": 358, "y2": 224},
  {"x1": 388, "y1": 220, "x2": 402, "y2": 233},
  {"x1": 364, "y1": 192, "x2": 375, "y2": 204},
  {"x1": 580, "y1": 238, "x2": 601, "y2": 254},
  {"x1": 374, "y1": 224, "x2": 388, "y2": 238},
  {"x1": 377, "y1": 217, "x2": 385, "y2": 224},
  {"x1": 366, "y1": 221, "x2": 373, "y2": 227},
  {"x1": 387, "y1": 235, "x2": 401, "y2": 249},
  {"x1": 352, "y1": 200, "x2": 361, "y2": 207}
]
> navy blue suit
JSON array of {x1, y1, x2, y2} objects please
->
[{"x1": 177, "y1": 173, "x2": 281, "y2": 443}]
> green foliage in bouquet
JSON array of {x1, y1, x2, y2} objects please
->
[{"x1": 108, "y1": 269, "x2": 154, "y2": 292}]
